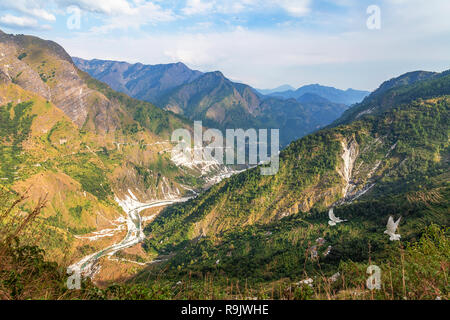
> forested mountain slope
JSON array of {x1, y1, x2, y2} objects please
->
[
  {"x1": 333, "y1": 70, "x2": 450, "y2": 126},
  {"x1": 139, "y1": 70, "x2": 449, "y2": 296}
]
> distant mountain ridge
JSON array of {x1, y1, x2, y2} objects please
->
[
  {"x1": 256, "y1": 84, "x2": 295, "y2": 95},
  {"x1": 75, "y1": 58, "x2": 350, "y2": 147},
  {"x1": 72, "y1": 57, "x2": 203, "y2": 103},
  {"x1": 268, "y1": 83, "x2": 370, "y2": 105},
  {"x1": 155, "y1": 70, "x2": 349, "y2": 146}
]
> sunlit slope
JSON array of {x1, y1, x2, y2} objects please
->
[{"x1": 0, "y1": 30, "x2": 204, "y2": 264}]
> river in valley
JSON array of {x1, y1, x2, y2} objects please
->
[{"x1": 67, "y1": 194, "x2": 191, "y2": 280}]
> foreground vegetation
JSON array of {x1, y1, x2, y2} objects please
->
[{"x1": 1, "y1": 186, "x2": 447, "y2": 300}]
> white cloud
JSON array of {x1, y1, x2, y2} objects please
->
[
  {"x1": 183, "y1": 0, "x2": 215, "y2": 15},
  {"x1": 180, "y1": 0, "x2": 312, "y2": 17},
  {"x1": 272, "y1": 0, "x2": 311, "y2": 17},
  {"x1": 0, "y1": 14, "x2": 50, "y2": 29},
  {"x1": 26, "y1": 8, "x2": 56, "y2": 21},
  {"x1": 90, "y1": 2, "x2": 176, "y2": 33},
  {"x1": 0, "y1": 0, "x2": 56, "y2": 21},
  {"x1": 382, "y1": 0, "x2": 450, "y2": 34},
  {"x1": 55, "y1": 0, "x2": 134, "y2": 15},
  {"x1": 0, "y1": 14, "x2": 37, "y2": 28},
  {"x1": 52, "y1": 1, "x2": 177, "y2": 33}
]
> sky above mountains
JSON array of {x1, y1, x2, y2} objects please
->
[{"x1": 0, "y1": 0, "x2": 449, "y2": 91}]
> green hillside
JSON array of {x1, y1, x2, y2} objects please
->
[{"x1": 138, "y1": 70, "x2": 450, "y2": 299}]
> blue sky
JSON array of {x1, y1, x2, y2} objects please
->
[{"x1": 1, "y1": 0, "x2": 449, "y2": 91}]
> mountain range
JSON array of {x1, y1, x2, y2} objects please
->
[
  {"x1": 256, "y1": 84, "x2": 295, "y2": 95},
  {"x1": 74, "y1": 58, "x2": 358, "y2": 147},
  {"x1": 267, "y1": 83, "x2": 370, "y2": 105},
  {"x1": 72, "y1": 58, "x2": 203, "y2": 104}
]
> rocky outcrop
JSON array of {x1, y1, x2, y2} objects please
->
[
  {"x1": 0, "y1": 43, "x2": 51, "y2": 100},
  {"x1": 0, "y1": 31, "x2": 119, "y2": 133},
  {"x1": 337, "y1": 138, "x2": 359, "y2": 198},
  {"x1": 0, "y1": 68, "x2": 10, "y2": 84}
]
